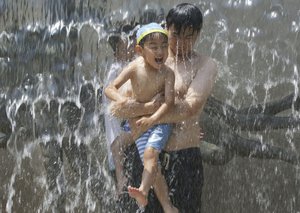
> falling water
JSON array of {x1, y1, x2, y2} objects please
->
[{"x1": 0, "y1": 0, "x2": 299, "y2": 212}]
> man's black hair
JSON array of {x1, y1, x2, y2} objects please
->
[{"x1": 166, "y1": 3, "x2": 203, "y2": 34}]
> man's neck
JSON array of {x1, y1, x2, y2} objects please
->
[{"x1": 169, "y1": 48, "x2": 194, "y2": 62}]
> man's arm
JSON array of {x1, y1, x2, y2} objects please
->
[
  {"x1": 109, "y1": 98, "x2": 159, "y2": 118},
  {"x1": 157, "y1": 58, "x2": 217, "y2": 124}
]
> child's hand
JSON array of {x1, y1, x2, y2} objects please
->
[{"x1": 136, "y1": 116, "x2": 154, "y2": 131}]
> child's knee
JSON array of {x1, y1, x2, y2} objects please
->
[{"x1": 143, "y1": 147, "x2": 159, "y2": 161}]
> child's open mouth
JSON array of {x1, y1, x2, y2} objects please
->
[{"x1": 155, "y1": 57, "x2": 164, "y2": 64}]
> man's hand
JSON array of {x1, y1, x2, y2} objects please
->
[{"x1": 110, "y1": 98, "x2": 160, "y2": 119}]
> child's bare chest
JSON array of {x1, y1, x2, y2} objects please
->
[{"x1": 132, "y1": 70, "x2": 166, "y2": 102}]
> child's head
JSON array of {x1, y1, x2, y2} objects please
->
[
  {"x1": 166, "y1": 3, "x2": 203, "y2": 56},
  {"x1": 136, "y1": 22, "x2": 168, "y2": 46},
  {"x1": 135, "y1": 23, "x2": 169, "y2": 70}
]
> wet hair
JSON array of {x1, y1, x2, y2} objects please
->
[
  {"x1": 166, "y1": 3, "x2": 203, "y2": 34},
  {"x1": 138, "y1": 32, "x2": 168, "y2": 47}
]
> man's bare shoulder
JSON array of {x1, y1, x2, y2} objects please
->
[
  {"x1": 163, "y1": 64, "x2": 175, "y2": 74},
  {"x1": 194, "y1": 52, "x2": 218, "y2": 76},
  {"x1": 193, "y1": 51, "x2": 216, "y2": 66}
]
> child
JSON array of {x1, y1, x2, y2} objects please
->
[{"x1": 105, "y1": 23, "x2": 178, "y2": 213}]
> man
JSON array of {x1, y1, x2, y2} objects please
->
[{"x1": 111, "y1": 3, "x2": 217, "y2": 212}]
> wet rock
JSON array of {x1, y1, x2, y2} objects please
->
[
  {"x1": 0, "y1": 104, "x2": 11, "y2": 148},
  {"x1": 60, "y1": 101, "x2": 82, "y2": 131},
  {"x1": 33, "y1": 99, "x2": 59, "y2": 138},
  {"x1": 80, "y1": 83, "x2": 96, "y2": 112}
]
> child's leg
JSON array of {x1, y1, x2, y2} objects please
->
[
  {"x1": 140, "y1": 147, "x2": 159, "y2": 193},
  {"x1": 147, "y1": 124, "x2": 177, "y2": 212},
  {"x1": 111, "y1": 131, "x2": 133, "y2": 194},
  {"x1": 128, "y1": 124, "x2": 173, "y2": 207},
  {"x1": 153, "y1": 167, "x2": 178, "y2": 213},
  {"x1": 128, "y1": 146, "x2": 159, "y2": 207},
  {"x1": 131, "y1": 144, "x2": 178, "y2": 212},
  {"x1": 139, "y1": 124, "x2": 172, "y2": 195}
]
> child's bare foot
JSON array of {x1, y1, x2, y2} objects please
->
[{"x1": 128, "y1": 186, "x2": 148, "y2": 207}]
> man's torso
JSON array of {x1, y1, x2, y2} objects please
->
[{"x1": 165, "y1": 52, "x2": 210, "y2": 150}]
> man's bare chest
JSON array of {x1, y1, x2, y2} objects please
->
[{"x1": 174, "y1": 67, "x2": 196, "y2": 97}]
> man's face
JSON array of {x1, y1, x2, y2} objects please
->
[{"x1": 167, "y1": 25, "x2": 199, "y2": 57}]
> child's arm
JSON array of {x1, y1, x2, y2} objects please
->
[
  {"x1": 136, "y1": 67, "x2": 175, "y2": 129},
  {"x1": 104, "y1": 64, "x2": 133, "y2": 103},
  {"x1": 150, "y1": 67, "x2": 175, "y2": 121}
]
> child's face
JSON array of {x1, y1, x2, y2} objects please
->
[
  {"x1": 168, "y1": 25, "x2": 199, "y2": 57},
  {"x1": 139, "y1": 33, "x2": 168, "y2": 70}
]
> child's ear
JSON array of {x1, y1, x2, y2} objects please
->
[{"x1": 135, "y1": 45, "x2": 143, "y2": 55}]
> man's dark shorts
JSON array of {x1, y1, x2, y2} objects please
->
[{"x1": 118, "y1": 144, "x2": 204, "y2": 213}]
